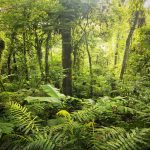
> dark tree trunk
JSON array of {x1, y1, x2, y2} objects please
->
[
  {"x1": 0, "y1": 39, "x2": 5, "y2": 64},
  {"x1": 7, "y1": 33, "x2": 16, "y2": 77},
  {"x1": 0, "y1": 39, "x2": 5, "y2": 91},
  {"x1": 12, "y1": 51, "x2": 18, "y2": 74},
  {"x1": 34, "y1": 30, "x2": 43, "y2": 78},
  {"x1": 23, "y1": 32, "x2": 29, "y2": 80},
  {"x1": 120, "y1": 11, "x2": 139, "y2": 80},
  {"x1": 61, "y1": 28, "x2": 72, "y2": 96},
  {"x1": 7, "y1": 51, "x2": 12, "y2": 76},
  {"x1": 45, "y1": 31, "x2": 51, "y2": 83}
]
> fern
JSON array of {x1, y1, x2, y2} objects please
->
[
  {"x1": 0, "y1": 121, "x2": 14, "y2": 136},
  {"x1": 23, "y1": 130, "x2": 63, "y2": 150},
  {"x1": 92, "y1": 127, "x2": 150, "y2": 150},
  {"x1": 57, "y1": 110, "x2": 71, "y2": 120},
  {"x1": 6, "y1": 102, "x2": 40, "y2": 134},
  {"x1": 71, "y1": 97, "x2": 144, "y2": 123}
]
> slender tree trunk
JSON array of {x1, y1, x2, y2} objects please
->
[
  {"x1": 34, "y1": 30, "x2": 43, "y2": 77},
  {"x1": 45, "y1": 31, "x2": 51, "y2": 83},
  {"x1": 12, "y1": 51, "x2": 18, "y2": 75},
  {"x1": 85, "y1": 33, "x2": 93, "y2": 97},
  {"x1": 7, "y1": 33, "x2": 15, "y2": 78},
  {"x1": 23, "y1": 32, "x2": 29, "y2": 80},
  {"x1": 73, "y1": 33, "x2": 85, "y2": 68},
  {"x1": 114, "y1": 33, "x2": 120, "y2": 67},
  {"x1": 61, "y1": 27, "x2": 72, "y2": 96},
  {"x1": 0, "y1": 39, "x2": 5, "y2": 91},
  {"x1": 0, "y1": 39, "x2": 5, "y2": 66},
  {"x1": 7, "y1": 50, "x2": 12, "y2": 76},
  {"x1": 120, "y1": 11, "x2": 139, "y2": 80},
  {"x1": 73, "y1": 47, "x2": 77, "y2": 68}
]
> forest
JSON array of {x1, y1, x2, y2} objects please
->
[{"x1": 0, "y1": 0, "x2": 150, "y2": 149}]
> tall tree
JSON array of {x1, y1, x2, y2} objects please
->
[
  {"x1": 59, "y1": 0, "x2": 81, "y2": 96},
  {"x1": 45, "y1": 31, "x2": 51, "y2": 83},
  {"x1": 119, "y1": 0, "x2": 143, "y2": 80},
  {"x1": 0, "y1": 38, "x2": 5, "y2": 91}
]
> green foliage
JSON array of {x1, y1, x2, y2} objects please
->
[
  {"x1": 6, "y1": 101, "x2": 39, "y2": 134},
  {"x1": 0, "y1": 86, "x2": 150, "y2": 149},
  {"x1": 25, "y1": 96, "x2": 62, "y2": 105},
  {"x1": 24, "y1": 132, "x2": 62, "y2": 150},
  {"x1": 93, "y1": 127, "x2": 150, "y2": 150},
  {"x1": 0, "y1": 121, "x2": 14, "y2": 136},
  {"x1": 0, "y1": 0, "x2": 150, "y2": 149},
  {"x1": 41, "y1": 84, "x2": 65, "y2": 99}
]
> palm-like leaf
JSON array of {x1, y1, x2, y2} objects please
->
[{"x1": 41, "y1": 84, "x2": 65, "y2": 99}]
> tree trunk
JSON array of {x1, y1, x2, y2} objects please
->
[
  {"x1": 0, "y1": 39, "x2": 5, "y2": 66},
  {"x1": 7, "y1": 50, "x2": 12, "y2": 76},
  {"x1": 34, "y1": 30, "x2": 43, "y2": 78},
  {"x1": 0, "y1": 39, "x2": 5, "y2": 91},
  {"x1": 12, "y1": 51, "x2": 18, "y2": 76},
  {"x1": 45, "y1": 31, "x2": 51, "y2": 83},
  {"x1": 23, "y1": 32, "x2": 29, "y2": 80},
  {"x1": 61, "y1": 28, "x2": 72, "y2": 96},
  {"x1": 120, "y1": 11, "x2": 139, "y2": 80},
  {"x1": 114, "y1": 33, "x2": 119, "y2": 67},
  {"x1": 85, "y1": 33, "x2": 93, "y2": 97},
  {"x1": 7, "y1": 33, "x2": 15, "y2": 78}
]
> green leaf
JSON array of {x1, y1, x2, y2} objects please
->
[
  {"x1": 41, "y1": 84, "x2": 65, "y2": 99},
  {"x1": 0, "y1": 121, "x2": 14, "y2": 134},
  {"x1": 25, "y1": 96, "x2": 62, "y2": 105}
]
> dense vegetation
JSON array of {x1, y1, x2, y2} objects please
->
[{"x1": 0, "y1": 0, "x2": 150, "y2": 149}]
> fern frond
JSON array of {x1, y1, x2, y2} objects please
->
[
  {"x1": 0, "y1": 121, "x2": 14, "y2": 135},
  {"x1": 6, "y1": 102, "x2": 40, "y2": 134},
  {"x1": 24, "y1": 132, "x2": 62, "y2": 150},
  {"x1": 0, "y1": 134, "x2": 32, "y2": 150},
  {"x1": 57, "y1": 110, "x2": 71, "y2": 120},
  {"x1": 92, "y1": 127, "x2": 150, "y2": 150}
]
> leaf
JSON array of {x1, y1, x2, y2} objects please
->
[
  {"x1": 0, "y1": 121, "x2": 14, "y2": 134},
  {"x1": 41, "y1": 84, "x2": 65, "y2": 99},
  {"x1": 25, "y1": 96, "x2": 62, "y2": 105},
  {"x1": 57, "y1": 110, "x2": 71, "y2": 119}
]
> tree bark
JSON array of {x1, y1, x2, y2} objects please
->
[
  {"x1": 120, "y1": 11, "x2": 139, "y2": 80},
  {"x1": 23, "y1": 32, "x2": 29, "y2": 80},
  {"x1": 0, "y1": 39, "x2": 5, "y2": 64},
  {"x1": 61, "y1": 28, "x2": 72, "y2": 96},
  {"x1": 0, "y1": 39, "x2": 5, "y2": 91},
  {"x1": 84, "y1": 33, "x2": 93, "y2": 97},
  {"x1": 34, "y1": 30, "x2": 43, "y2": 78},
  {"x1": 7, "y1": 33, "x2": 16, "y2": 78},
  {"x1": 7, "y1": 50, "x2": 12, "y2": 76},
  {"x1": 114, "y1": 33, "x2": 119, "y2": 67},
  {"x1": 12, "y1": 51, "x2": 18, "y2": 74},
  {"x1": 45, "y1": 31, "x2": 51, "y2": 83}
]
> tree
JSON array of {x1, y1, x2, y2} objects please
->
[
  {"x1": 120, "y1": 1, "x2": 144, "y2": 80},
  {"x1": 0, "y1": 38, "x2": 5, "y2": 91},
  {"x1": 59, "y1": 0, "x2": 82, "y2": 96}
]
